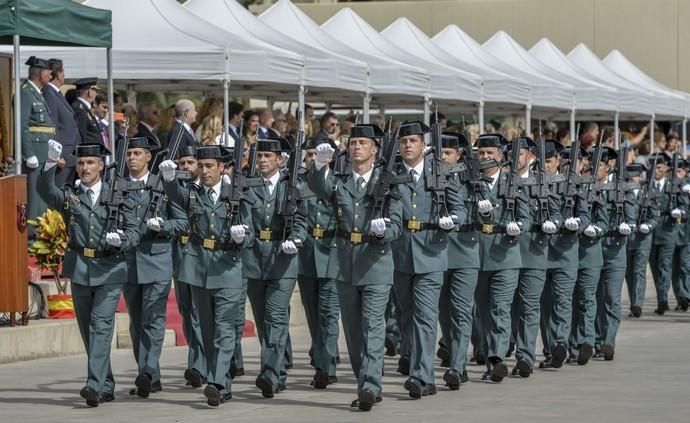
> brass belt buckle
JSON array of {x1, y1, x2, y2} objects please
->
[
  {"x1": 407, "y1": 219, "x2": 422, "y2": 231},
  {"x1": 311, "y1": 227, "x2": 324, "y2": 239},
  {"x1": 259, "y1": 229, "x2": 272, "y2": 241},
  {"x1": 180, "y1": 235, "x2": 189, "y2": 245},
  {"x1": 350, "y1": 232, "x2": 363, "y2": 244},
  {"x1": 83, "y1": 248, "x2": 95, "y2": 258},
  {"x1": 481, "y1": 224, "x2": 495, "y2": 234},
  {"x1": 203, "y1": 238, "x2": 216, "y2": 250}
]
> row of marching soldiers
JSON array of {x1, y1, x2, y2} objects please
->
[{"x1": 36, "y1": 113, "x2": 688, "y2": 410}]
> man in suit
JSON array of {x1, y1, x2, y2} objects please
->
[
  {"x1": 159, "y1": 145, "x2": 254, "y2": 406},
  {"x1": 227, "y1": 101, "x2": 244, "y2": 144},
  {"x1": 257, "y1": 107, "x2": 279, "y2": 139},
  {"x1": 42, "y1": 59, "x2": 79, "y2": 186},
  {"x1": 72, "y1": 78, "x2": 104, "y2": 147},
  {"x1": 136, "y1": 102, "x2": 161, "y2": 146},
  {"x1": 308, "y1": 124, "x2": 403, "y2": 411},
  {"x1": 243, "y1": 137, "x2": 307, "y2": 398},
  {"x1": 165, "y1": 99, "x2": 198, "y2": 149},
  {"x1": 20, "y1": 56, "x2": 55, "y2": 229},
  {"x1": 391, "y1": 121, "x2": 464, "y2": 399},
  {"x1": 38, "y1": 141, "x2": 140, "y2": 407},
  {"x1": 122, "y1": 137, "x2": 187, "y2": 398}
]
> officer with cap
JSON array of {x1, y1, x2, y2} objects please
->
[
  {"x1": 243, "y1": 137, "x2": 307, "y2": 398},
  {"x1": 21, "y1": 56, "x2": 56, "y2": 229},
  {"x1": 72, "y1": 77, "x2": 104, "y2": 146},
  {"x1": 391, "y1": 121, "x2": 464, "y2": 398},
  {"x1": 123, "y1": 137, "x2": 188, "y2": 398},
  {"x1": 299, "y1": 131, "x2": 341, "y2": 389},
  {"x1": 308, "y1": 124, "x2": 403, "y2": 411},
  {"x1": 625, "y1": 162, "x2": 658, "y2": 318},
  {"x1": 159, "y1": 145, "x2": 254, "y2": 406},
  {"x1": 473, "y1": 133, "x2": 529, "y2": 382},
  {"x1": 171, "y1": 146, "x2": 207, "y2": 387},
  {"x1": 510, "y1": 138, "x2": 561, "y2": 377},
  {"x1": 37, "y1": 140, "x2": 140, "y2": 407}
]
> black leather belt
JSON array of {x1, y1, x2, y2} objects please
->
[
  {"x1": 308, "y1": 227, "x2": 335, "y2": 240},
  {"x1": 336, "y1": 229, "x2": 377, "y2": 244},
  {"x1": 403, "y1": 219, "x2": 441, "y2": 232},
  {"x1": 190, "y1": 235, "x2": 238, "y2": 251},
  {"x1": 257, "y1": 228, "x2": 283, "y2": 241}
]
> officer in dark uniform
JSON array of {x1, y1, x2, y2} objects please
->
[{"x1": 72, "y1": 77, "x2": 104, "y2": 146}]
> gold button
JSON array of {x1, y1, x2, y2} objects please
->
[
  {"x1": 267, "y1": 204, "x2": 271, "y2": 208},
  {"x1": 90, "y1": 213, "x2": 94, "y2": 217},
  {"x1": 471, "y1": 237, "x2": 475, "y2": 241},
  {"x1": 211, "y1": 235, "x2": 216, "y2": 240},
  {"x1": 316, "y1": 224, "x2": 321, "y2": 228},
  {"x1": 381, "y1": 250, "x2": 385, "y2": 254},
  {"x1": 355, "y1": 214, "x2": 359, "y2": 218},
  {"x1": 355, "y1": 202, "x2": 359, "y2": 206},
  {"x1": 137, "y1": 205, "x2": 141, "y2": 208},
  {"x1": 210, "y1": 224, "x2": 215, "y2": 228},
  {"x1": 412, "y1": 216, "x2": 416, "y2": 219},
  {"x1": 211, "y1": 212, "x2": 215, "y2": 217},
  {"x1": 89, "y1": 238, "x2": 94, "y2": 242},
  {"x1": 318, "y1": 200, "x2": 322, "y2": 205},
  {"x1": 413, "y1": 193, "x2": 417, "y2": 196},
  {"x1": 317, "y1": 212, "x2": 321, "y2": 216},
  {"x1": 90, "y1": 226, "x2": 94, "y2": 229},
  {"x1": 412, "y1": 204, "x2": 417, "y2": 208}
]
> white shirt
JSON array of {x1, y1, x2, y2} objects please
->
[
  {"x1": 82, "y1": 180, "x2": 103, "y2": 206},
  {"x1": 26, "y1": 79, "x2": 42, "y2": 95},
  {"x1": 78, "y1": 97, "x2": 91, "y2": 110},
  {"x1": 352, "y1": 168, "x2": 374, "y2": 190},
  {"x1": 655, "y1": 178, "x2": 666, "y2": 191},
  {"x1": 263, "y1": 170, "x2": 281, "y2": 196},
  {"x1": 205, "y1": 180, "x2": 222, "y2": 204},
  {"x1": 403, "y1": 160, "x2": 425, "y2": 183},
  {"x1": 486, "y1": 170, "x2": 500, "y2": 191},
  {"x1": 130, "y1": 172, "x2": 149, "y2": 184},
  {"x1": 47, "y1": 82, "x2": 60, "y2": 93}
]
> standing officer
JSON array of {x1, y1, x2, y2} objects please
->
[
  {"x1": 37, "y1": 140, "x2": 140, "y2": 407},
  {"x1": 625, "y1": 162, "x2": 658, "y2": 318},
  {"x1": 72, "y1": 78, "x2": 104, "y2": 146},
  {"x1": 171, "y1": 146, "x2": 207, "y2": 387},
  {"x1": 43, "y1": 58, "x2": 79, "y2": 186},
  {"x1": 244, "y1": 137, "x2": 307, "y2": 398},
  {"x1": 299, "y1": 132, "x2": 341, "y2": 389},
  {"x1": 123, "y1": 137, "x2": 187, "y2": 398},
  {"x1": 511, "y1": 138, "x2": 560, "y2": 377},
  {"x1": 159, "y1": 145, "x2": 254, "y2": 406},
  {"x1": 392, "y1": 121, "x2": 463, "y2": 398},
  {"x1": 308, "y1": 124, "x2": 403, "y2": 411},
  {"x1": 21, "y1": 56, "x2": 55, "y2": 228},
  {"x1": 474, "y1": 134, "x2": 529, "y2": 382}
]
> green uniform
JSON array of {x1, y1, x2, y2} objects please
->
[
  {"x1": 37, "y1": 164, "x2": 139, "y2": 397},
  {"x1": 671, "y1": 180, "x2": 690, "y2": 307},
  {"x1": 625, "y1": 187, "x2": 658, "y2": 312},
  {"x1": 307, "y1": 165, "x2": 402, "y2": 399}
]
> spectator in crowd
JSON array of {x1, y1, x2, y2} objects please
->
[
  {"x1": 305, "y1": 104, "x2": 316, "y2": 138},
  {"x1": 257, "y1": 107, "x2": 278, "y2": 138},
  {"x1": 194, "y1": 97, "x2": 223, "y2": 141},
  {"x1": 157, "y1": 104, "x2": 176, "y2": 142},
  {"x1": 557, "y1": 127, "x2": 571, "y2": 147},
  {"x1": 92, "y1": 94, "x2": 110, "y2": 149},
  {"x1": 165, "y1": 99, "x2": 197, "y2": 149},
  {"x1": 228, "y1": 101, "x2": 244, "y2": 141},
  {"x1": 320, "y1": 112, "x2": 340, "y2": 142},
  {"x1": 579, "y1": 122, "x2": 599, "y2": 150},
  {"x1": 199, "y1": 114, "x2": 223, "y2": 145},
  {"x1": 341, "y1": 115, "x2": 356, "y2": 137},
  {"x1": 665, "y1": 132, "x2": 680, "y2": 158},
  {"x1": 272, "y1": 110, "x2": 289, "y2": 137},
  {"x1": 114, "y1": 92, "x2": 125, "y2": 114},
  {"x1": 243, "y1": 109, "x2": 260, "y2": 145},
  {"x1": 136, "y1": 102, "x2": 161, "y2": 146},
  {"x1": 122, "y1": 104, "x2": 139, "y2": 138}
]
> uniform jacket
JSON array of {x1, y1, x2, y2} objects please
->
[
  {"x1": 652, "y1": 177, "x2": 688, "y2": 245},
  {"x1": 447, "y1": 176, "x2": 478, "y2": 270},
  {"x1": 72, "y1": 99, "x2": 103, "y2": 146},
  {"x1": 42, "y1": 85, "x2": 79, "y2": 167},
  {"x1": 627, "y1": 186, "x2": 659, "y2": 250},
  {"x1": 547, "y1": 184, "x2": 591, "y2": 269},
  {"x1": 20, "y1": 80, "x2": 55, "y2": 161},
  {"x1": 298, "y1": 182, "x2": 340, "y2": 280},
  {"x1": 601, "y1": 190, "x2": 638, "y2": 268},
  {"x1": 519, "y1": 181, "x2": 562, "y2": 270},
  {"x1": 578, "y1": 189, "x2": 609, "y2": 269}
]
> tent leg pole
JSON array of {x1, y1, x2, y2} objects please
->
[
  {"x1": 298, "y1": 85, "x2": 305, "y2": 131},
  {"x1": 127, "y1": 84, "x2": 137, "y2": 109},
  {"x1": 569, "y1": 109, "x2": 576, "y2": 144},
  {"x1": 683, "y1": 118, "x2": 687, "y2": 157},
  {"x1": 13, "y1": 35, "x2": 21, "y2": 174},
  {"x1": 423, "y1": 96, "x2": 430, "y2": 126},
  {"x1": 613, "y1": 111, "x2": 619, "y2": 149},
  {"x1": 107, "y1": 47, "x2": 114, "y2": 162},
  {"x1": 478, "y1": 101, "x2": 485, "y2": 136},
  {"x1": 223, "y1": 78, "x2": 230, "y2": 147},
  {"x1": 362, "y1": 92, "x2": 370, "y2": 124},
  {"x1": 525, "y1": 105, "x2": 531, "y2": 137},
  {"x1": 650, "y1": 115, "x2": 655, "y2": 154}
]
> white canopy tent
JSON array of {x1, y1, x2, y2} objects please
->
[
  {"x1": 382, "y1": 18, "x2": 527, "y2": 130},
  {"x1": 481, "y1": 31, "x2": 574, "y2": 135}
]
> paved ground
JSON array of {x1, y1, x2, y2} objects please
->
[{"x1": 1, "y1": 283, "x2": 689, "y2": 423}]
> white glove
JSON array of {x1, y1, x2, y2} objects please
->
[
  {"x1": 584, "y1": 225, "x2": 597, "y2": 237},
  {"x1": 231, "y1": 225, "x2": 247, "y2": 244},
  {"x1": 618, "y1": 222, "x2": 632, "y2": 235},
  {"x1": 281, "y1": 240, "x2": 298, "y2": 255},
  {"x1": 541, "y1": 220, "x2": 557, "y2": 234},
  {"x1": 281, "y1": 152, "x2": 290, "y2": 163},
  {"x1": 47, "y1": 139, "x2": 62, "y2": 161},
  {"x1": 25, "y1": 155, "x2": 39, "y2": 169},
  {"x1": 683, "y1": 184, "x2": 690, "y2": 194},
  {"x1": 146, "y1": 217, "x2": 163, "y2": 232},
  {"x1": 314, "y1": 144, "x2": 335, "y2": 171},
  {"x1": 671, "y1": 208, "x2": 683, "y2": 219},
  {"x1": 439, "y1": 216, "x2": 455, "y2": 230},
  {"x1": 639, "y1": 223, "x2": 651, "y2": 234},
  {"x1": 565, "y1": 217, "x2": 580, "y2": 231},
  {"x1": 477, "y1": 200, "x2": 493, "y2": 215},
  {"x1": 506, "y1": 222, "x2": 521, "y2": 236},
  {"x1": 370, "y1": 218, "x2": 387, "y2": 237},
  {"x1": 222, "y1": 174, "x2": 232, "y2": 185},
  {"x1": 105, "y1": 232, "x2": 122, "y2": 248},
  {"x1": 159, "y1": 159, "x2": 178, "y2": 182}
]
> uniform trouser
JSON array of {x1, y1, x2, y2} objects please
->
[
  {"x1": 439, "y1": 268, "x2": 478, "y2": 373},
  {"x1": 475, "y1": 269, "x2": 519, "y2": 370},
  {"x1": 191, "y1": 285, "x2": 242, "y2": 395},
  {"x1": 625, "y1": 244, "x2": 652, "y2": 308},
  {"x1": 123, "y1": 281, "x2": 171, "y2": 382},
  {"x1": 471, "y1": 305, "x2": 483, "y2": 357},
  {"x1": 671, "y1": 245, "x2": 690, "y2": 302},
  {"x1": 337, "y1": 282, "x2": 391, "y2": 397},
  {"x1": 385, "y1": 291, "x2": 401, "y2": 350},
  {"x1": 247, "y1": 278, "x2": 296, "y2": 385},
  {"x1": 540, "y1": 267, "x2": 578, "y2": 357},
  {"x1": 232, "y1": 279, "x2": 248, "y2": 370},
  {"x1": 174, "y1": 279, "x2": 206, "y2": 374},
  {"x1": 511, "y1": 268, "x2": 546, "y2": 367},
  {"x1": 23, "y1": 164, "x2": 49, "y2": 238},
  {"x1": 569, "y1": 266, "x2": 602, "y2": 357},
  {"x1": 298, "y1": 275, "x2": 340, "y2": 376},
  {"x1": 595, "y1": 265, "x2": 626, "y2": 349},
  {"x1": 650, "y1": 243, "x2": 676, "y2": 304},
  {"x1": 393, "y1": 271, "x2": 443, "y2": 384},
  {"x1": 71, "y1": 282, "x2": 122, "y2": 395}
]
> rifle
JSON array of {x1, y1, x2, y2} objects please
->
[
  {"x1": 246, "y1": 142, "x2": 258, "y2": 177},
  {"x1": 277, "y1": 113, "x2": 306, "y2": 243},
  {"x1": 583, "y1": 143, "x2": 608, "y2": 213},
  {"x1": 102, "y1": 119, "x2": 137, "y2": 234},
  {"x1": 428, "y1": 104, "x2": 461, "y2": 219},
  {"x1": 558, "y1": 135, "x2": 582, "y2": 220},
  {"x1": 668, "y1": 152, "x2": 682, "y2": 222},
  {"x1": 531, "y1": 127, "x2": 552, "y2": 224},
  {"x1": 637, "y1": 155, "x2": 658, "y2": 228},
  {"x1": 498, "y1": 133, "x2": 523, "y2": 223},
  {"x1": 142, "y1": 109, "x2": 189, "y2": 222},
  {"x1": 367, "y1": 125, "x2": 412, "y2": 219},
  {"x1": 611, "y1": 138, "x2": 638, "y2": 226}
]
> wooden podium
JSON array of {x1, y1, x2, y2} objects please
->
[{"x1": 0, "y1": 175, "x2": 29, "y2": 326}]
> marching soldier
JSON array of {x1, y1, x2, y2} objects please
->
[
  {"x1": 171, "y1": 146, "x2": 207, "y2": 387},
  {"x1": 159, "y1": 145, "x2": 254, "y2": 406},
  {"x1": 38, "y1": 140, "x2": 140, "y2": 407},
  {"x1": 392, "y1": 121, "x2": 463, "y2": 398},
  {"x1": 21, "y1": 56, "x2": 55, "y2": 230},
  {"x1": 473, "y1": 134, "x2": 529, "y2": 382},
  {"x1": 308, "y1": 124, "x2": 403, "y2": 411},
  {"x1": 299, "y1": 132, "x2": 341, "y2": 389},
  {"x1": 671, "y1": 161, "x2": 690, "y2": 311},
  {"x1": 123, "y1": 137, "x2": 187, "y2": 398},
  {"x1": 243, "y1": 137, "x2": 307, "y2": 398},
  {"x1": 72, "y1": 78, "x2": 104, "y2": 146}
]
